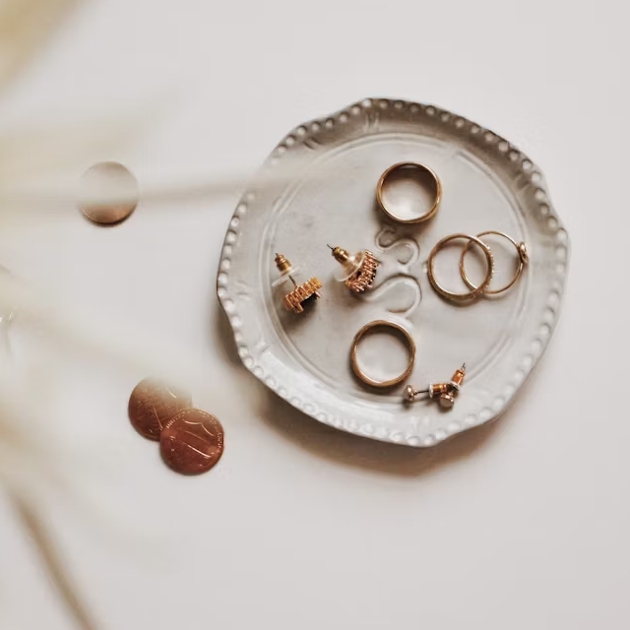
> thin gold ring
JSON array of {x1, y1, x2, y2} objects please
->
[
  {"x1": 376, "y1": 162, "x2": 441, "y2": 224},
  {"x1": 350, "y1": 320, "x2": 415, "y2": 388},
  {"x1": 459, "y1": 231, "x2": 529, "y2": 295},
  {"x1": 427, "y1": 233, "x2": 494, "y2": 301}
]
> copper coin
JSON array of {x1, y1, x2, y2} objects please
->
[
  {"x1": 128, "y1": 378, "x2": 192, "y2": 441},
  {"x1": 78, "y1": 161, "x2": 138, "y2": 225},
  {"x1": 160, "y1": 408, "x2": 224, "y2": 475}
]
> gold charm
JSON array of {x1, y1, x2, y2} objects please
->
[
  {"x1": 329, "y1": 245, "x2": 380, "y2": 294},
  {"x1": 404, "y1": 364, "x2": 466, "y2": 408},
  {"x1": 273, "y1": 253, "x2": 322, "y2": 314}
]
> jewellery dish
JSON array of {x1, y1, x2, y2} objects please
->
[{"x1": 217, "y1": 98, "x2": 570, "y2": 447}]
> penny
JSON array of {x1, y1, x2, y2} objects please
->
[
  {"x1": 78, "y1": 161, "x2": 138, "y2": 225},
  {"x1": 160, "y1": 408, "x2": 224, "y2": 475},
  {"x1": 128, "y1": 378, "x2": 192, "y2": 441}
]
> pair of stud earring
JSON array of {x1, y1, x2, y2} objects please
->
[
  {"x1": 273, "y1": 247, "x2": 381, "y2": 314},
  {"x1": 273, "y1": 160, "x2": 442, "y2": 314}
]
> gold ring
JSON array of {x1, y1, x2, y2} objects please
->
[
  {"x1": 459, "y1": 231, "x2": 529, "y2": 295},
  {"x1": 427, "y1": 233, "x2": 494, "y2": 301},
  {"x1": 376, "y1": 162, "x2": 441, "y2": 224},
  {"x1": 350, "y1": 320, "x2": 415, "y2": 388}
]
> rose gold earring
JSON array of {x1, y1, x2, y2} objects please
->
[
  {"x1": 273, "y1": 253, "x2": 322, "y2": 314},
  {"x1": 328, "y1": 245, "x2": 380, "y2": 294},
  {"x1": 404, "y1": 364, "x2": 466, "y2": 408}
]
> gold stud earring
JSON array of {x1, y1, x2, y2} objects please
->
[
  {"x1": 404, "y1": 364, "x2": 466, "y2": 408},
  {"x1": 273, "y1": 253, "x2": 322, "y2": 314},
  {"x1": 328, "y1": 245, "x2": 381, "y2": 294}
]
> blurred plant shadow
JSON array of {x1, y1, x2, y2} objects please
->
[
  {"x1": 13, "y1": 496, "x2": 98, "y2": 630},
  {"x1": 215, "y1": 300, "x2": 243, "y2": 367},
  {"x1": 0, "y1": 0, "x2": 81, "y2": 92},
  {"x1": 0, "y1": 2, "x2": 106, "y2": 629},
  {"x1": 260, "y1": 391, "x2": 502, "y2": 477}
]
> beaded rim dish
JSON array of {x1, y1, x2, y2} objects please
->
[{"x1": 216, "y1": 97, "x2": 570, "y2": 448}]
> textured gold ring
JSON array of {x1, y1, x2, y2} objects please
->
[
  {"x1": 376, "y1": 162, "x2": 441, "y2": 224},
  {"x1": 427, "y1": 233, "x2": 494, "y2": 301},
  {"x1": 459, "y1": 231, "x2": 529, "y2": 295},
  {"x1": 350, "y1": 320, "x2": 415, "y2": 388}
]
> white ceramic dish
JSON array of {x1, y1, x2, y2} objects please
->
[{"x1": 217, "y1": 98, "x2": 569, "y2": 447}]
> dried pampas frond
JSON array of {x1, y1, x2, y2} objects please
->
[
  {"x1": 13, "y1": 497, "x2": 98, "y2": 630},
  {"x1": 2, "y1": 151, "x2": 321, "y2": 230},
  {"x1": 0, "y1": 270, "x2": 233, "y2": 394},
  {"x1": 0, "y1": 301, "x2": 100, "y2": 630},
  {"x1": 0, "y1": 1, "x2": 105, "y2": 628},
  {"x1": 0, "y1": 0, "x2": 79, "y2": 89},
  {"x1": 0, "y1": 2, "x2": 263, "y2": 627},
  {"x1": 0, "y1": 111, "x2": 150, "y2": 184}
]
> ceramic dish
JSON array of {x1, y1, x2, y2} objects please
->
[{"x1": 217, "y1": 98, "x2": 569, "y2": 447}]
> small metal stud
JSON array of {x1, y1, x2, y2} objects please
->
[
  {"x1": 329, "y1": 245, "x2": 380, "y2": 294},
  {"x1": 273, "y1": 253, "x2": 322, "y2": 314},
  {"x1": 404, "y1": 364, "x2": 467, "y2": 409}
]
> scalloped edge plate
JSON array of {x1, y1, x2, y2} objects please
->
[{"x1": 217, "y1": 97, "x2": 569, "y2": 447}]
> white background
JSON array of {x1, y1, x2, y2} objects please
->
[{"x1": 0, "y1": 1, "x2": 627, "y2": 629}]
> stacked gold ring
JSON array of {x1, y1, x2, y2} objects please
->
[
  {"x1": 427, "y1": 234, "x2": 495, "y2": 301},
  {"x1": 459, "y1": 231, "x2": 529, "y2": 295},
  {"x1": 427, "y1": 231, "x2": 528, "y2": 301}
]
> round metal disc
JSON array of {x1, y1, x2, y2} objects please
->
[
  {"x1": 78, "y1": 161, "x2": 138, "y2": 225},
  {"x1": 128, "y1": 378, "x2": 192, "y2": 441},
  {"x1": 160, "y1": 408, "x2": 225, "y2": 475}
]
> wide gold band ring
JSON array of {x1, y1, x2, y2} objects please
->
[
  {"x1": 350, "y1": 320, "x2": 415, "y2": 388},
  {"x1": 376, "y1": 162, "x2": 441, "y2": 224},
  {"x1": 459, "y1": 231, "x2": 529, "y2": 295},
  {"x1": 427, "y1": 233, "x2": 494, "y2": 301}
]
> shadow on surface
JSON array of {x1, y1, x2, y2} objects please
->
[
  {"x1": 214, "y1": 301, "x2": 243, "y2": 367},
  {"x1": 13, "y1": 496, "x2": 99, "y2": 630},
  {"x1": 260, "y1": 390, "x2": 501, "y2": 476},
  {"x1": 214, "y1": 295, "x2": 548, "y2": 477}
]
